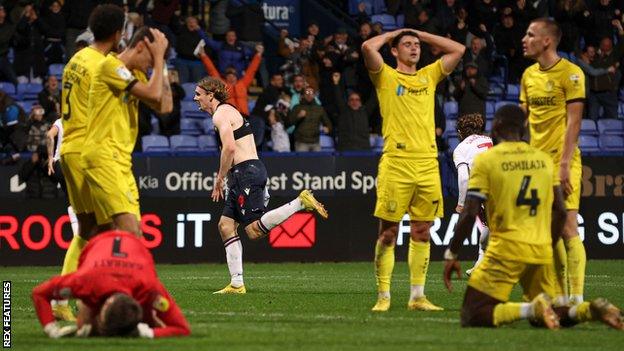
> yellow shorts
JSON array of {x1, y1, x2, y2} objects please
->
[
  {"x1": 563, "y1": 152, "x2": 582, "y2": 210},
  {"x1": 374, "y1": 156, "x2": 443, "y2": 222},
  {"x1": 84, "y1": 163, "x2": 140, "y2": 225},
  {"x1": 60, "y1": 153, "x2": 93, "y2": 214},
  {"x1": 468, "y1": 252, "x2": 556, "y2": 302}
]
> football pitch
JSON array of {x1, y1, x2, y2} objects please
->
[{"x1": 7, "y1": 261, "x2": 624, "y2": 350}]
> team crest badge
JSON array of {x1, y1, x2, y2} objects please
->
[
  {"x1": 545, "y1": 80, "x2": 554, "y2": 92},
  {"x1": 569, "y1": 74, "x2": 580, "y2": 86},
  {"x1": 419, "y1": 76, "x2": 428, "y2": 84}
]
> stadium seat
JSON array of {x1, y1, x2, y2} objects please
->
[
  {"x1": 150, "y1": 115, "x2": 160, "y2": 135},
  {"x1": 319, "y1": 135, "x2": 335, "y2": 151},
  {"x1": 371, "y1": 14, "x2": 397, "y2": 30},
  {"x1": 16, "y1": 100, "x2": 33, "y2": 113},
  {"x1": 248, "y1": 99, "x2": 256, "y2": 113},
  {"x1": 445, "y1": 119, "x2": 457, "y2": 136},
  {"x1": 580, "y1": 119, "x2": 598, "y2": 136},
  {"x1": 396, "y1": 14, "x2": 405, "y2": 27},
  {"x1": 557, "y1": 51, "x2": 570, "y2": 60},
  {"x1": 48, "y1": 64, "x2": 64, "y2": 78},
  {"x1": 488, "y1": 82, "x2": 504, "y2": 99},
  {"x1": 485, "y1": 120, "x2": 492, "y2": 133},
  {"x1": 180, "y1": 118, "x2": 201, "y2": 135},
  {"x1": 447, "y1": 136, "x2": 460, "y2": 151},
  {"x1": 0, "y1": 81, "x2": 16, "y2": 97},
  {"x1": 17, "y1": 83, "x2": 42, "y2": 100},
  {"x1": 180, "y1": 100, "x2": 204, "y2": 119},
  {"x1": 142, "y1": 135, "x2": 169, "y2": 151},
  {"x1": 597, "y1": 119, "x2": 624, "y2": 135},
  {"x1": 443, "y1": 101, "x2": 458, "y2": 118},
  {"x1": 198, "y1": 134, "x2": 218, "y2": 151},
  {"x1": 578, "y1": 135, "x2": 600, "y2": 152},
  {"x1": 506, "y1": 84, "x2": 520, "y2": 100},
  {"x1": 486, "y1": 101, "x2": 496, "y2": 118},
  {"x1": 202, "y1": 118, "x2": 215, "y2": 134},
  {"x1": 170, "y1": 135, "x2": 199, "y2": 151},
  {"x1": 599, "y1": 135, "x2": 624, "y2": 151},
  {"x1": 181, "y1": 83, "x2": 196, "y2": 101},
  {"x1": 372, "y1": 135, "x2": 384, "y2": 152}
]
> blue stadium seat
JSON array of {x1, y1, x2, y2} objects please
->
[
  {"x1": 447, "y1": 136, "x2": 460, "y2": 151},
  {"x1": 150, "y1": 115, "x2": 160, "y2": 135},
  {"x1": 506, "y1": 84, "x2": 520, "y2": 100},
  {"x1": 181, "y1": 83, "x2": 196, "y2": 101},
  {"x1": 0, "y1": 81, "x2": 16, "y2": 97},
  {"x1": 396, "y1": 14, "x2": 405, "y2": 28},
  {"x1": 142, "y1": 135, "x2": 169, "y2": 151},
  {"x1": 248, "y1": 99, "x2": 256, "y2": 114},
  {"x1": 557, "y1": 51, "x2": 570, "y2": 60},
  {"x1": 597, "y1": 119, "x2": 624, "y2": 135},
  {"x1": 488, "y1": 83, "x2": 504, "y2": 99},
  {"x1": 371, "y1": 14, "x2": 397, "y2": 30},
  {"x1": 16, "y1": 101, "x2": 34, "y2": 113},
  {"x1": 599, "y1": 135, "x2": 624, "y2": 151},
  {"x1": 485, "y1": 120, "x2": 492, "y2": 133},
  {"x1": 443, "y1": 101, "x2": 458, "y2": 118},
  {"x1": 198, "y1": 134, "x2": 218, "y2": 151},
  {"x1": 17, "y1": 83, "x2": 43, "y2": 100},
  {"x1": 579, "y1": 135, "x2": 600, "y2": 152},
  {"x1": 445, "y1": 119, "x2": 457, "y2": 136},
  {"x1": 180, "y1": 118, "x2": 201, "y2": 135},
  {"x1": 580, "y1": 119, "x2": 598, "y2": 136},
  {"x1": 486, "y1": 101, "x2": 496, "y2": 118},
  {"x1": 202, "y1": 118, "x2": 215, "y2": 134},
  {"x1": 372, "y1": 135, "x2": 384, "y2": 152},
  {"x1": 319, "y1": 135, "x2": 335, "y2": 151},
  {"x1": 48, "y1": 64, "x2": 64, "y2": 79},
  {"x1": 180, "y1": 100, "x2": 204, "y2": 119},
  {"x1": 170, "y1": 135, "x2": 199, "y2": 151}
]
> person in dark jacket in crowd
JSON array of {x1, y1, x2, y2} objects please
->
[
  {"x1": 61, "y1": 0, "x2": 97, "y2": 58},
  {"x1": 287, "y1": 86, "x2": 332, "y2": 152},
  {"x1": 200, "y1": 28, "x2": 254, "y2": 78},
  {"x1": 19, "y1": 144, "x2": 58, "y2": 199},
  {"x1": 454, "y1": 62, "x2": 488, "y2": 117},
  {"x1": 251, "y1": 72, "x2": 288, "y2": 117},
  {"x1": 40, "y1": 0, "x2": 65, "y2": 64},
  {"x1": 174, "y1": 16, "x2": 205, "y2": 83},
  {"x1": 0, "y1": 4, "x2": 17, "y2": 86},
  {"x1": 13, "y1": 3, "x2": 46, "y2": 83},
  {"x1": 37, "y1": 75, "x2": 60, "y2": 122},
  {"x1": 331, "y1": 71, "x2": 374, "y2": 151}
]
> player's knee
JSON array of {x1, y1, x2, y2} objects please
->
[
  {"x1": 410, "y1": 221, "x2": 431, "y2": 242},
  {"x1": 218, "y1": 220, "x2": 236, "y2": 238},
  {"x1": 244, "y1": 222, "x2": 267, "y2": 241},
  {"x1": 460, "y1": 302, "x2": 495, "y2": 328},
  {"x1": 77, "y1": 213, "x2": 97, "y2": 239},
  {"x1": 378, "y1": 225, "x2": 398, "y2": 246}
]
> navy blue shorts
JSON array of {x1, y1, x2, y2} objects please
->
[{"x1": 222, "y1": 159, "x2": 269, "y2": 227}]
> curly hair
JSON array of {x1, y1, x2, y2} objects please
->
[
  {"x1": 456, "y1": 113, "x2": 486, "y2": 140},
  {"x1": 197, "y1": 77, "x2": 230, "y2": 102}
]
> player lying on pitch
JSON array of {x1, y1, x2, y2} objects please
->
[
  {"x1": 32, "y1": 231, "x2": 190, "y2": 338},
  {"x1": 443, "y1": 104, "x2": 623, "y2": 330}
]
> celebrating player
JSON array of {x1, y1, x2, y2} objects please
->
[
  {"x1": 361, "y1": 28, "x2": 465, "y2": 311},
  {"x1": 32, "y1": 230, "x2": 191, "y2": 338},
  {"x1": 443, "y1": 105, "x2": 623, "y2": 330},
  {"x1": 193, "y1": 77, "x2": 328, "y2": 294},
  {"x1": 81, "y1": 27, "x2": 173, "y2": 236},
  {"x1": 453, "y1": 113, "x2": 492, "y2": 275},
  {"x1": 56, "y1": 4, "x2": 126, "y2": 321},
  {"x1": 520, "y1": 18, "x2": 586, "y2": 305}
]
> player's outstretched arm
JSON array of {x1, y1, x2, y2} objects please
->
[
  {"x1": 361, "y1": 28, "x2": 404, "y2": 72},
  {"x1": 443, "y1": 195, "x2": 482, "y2": 292},
  {"x1": 45, "y1": 123, "x2": 59, "y2": 175},
  {"x1": 415, "y1": 30, "x2": 465, "y2": 73},
  {"x1": 32, "y1": 275, "x2": 78, "y2": 338}
]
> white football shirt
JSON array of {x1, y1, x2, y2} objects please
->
[{"x1": 52, "y1": 118, "x2": 63, "y2": 162}]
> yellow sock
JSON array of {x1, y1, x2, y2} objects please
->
[
  {"x1": 61, "y1": 235, "x2": 88, "y2": 275},
  {"x1": 408, "y1": 239, "x2": 430, "y2": 286},
  {"x1": 572, "y1": 301, "x2": 593, "y2": 322},
  {"x1": 564, "y1": 236, "x2": 586, "y2": 300},
  {"x1": 493, "y1": 303, "x2": 523, "y2": 326},
  {"x1": 552, "y1": 239, "x2": 568, "y2": 305},
  {"x1": 374, "y1": 240, "x2": 395, "y2": 293}
]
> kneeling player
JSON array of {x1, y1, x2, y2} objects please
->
[
  {"x1": 443, "y1": 105, "x2": 623, "y2": 330},
  {"x1": 32, "y1": 231, "x2": 191, "y2": 338}
]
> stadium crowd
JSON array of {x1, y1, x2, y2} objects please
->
[{"x1": 1, "y1": 0, "x2": 624, "y2": 165}]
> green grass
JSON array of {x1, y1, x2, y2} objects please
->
[{"x1": 5, "y1": 261, "x2": 624, "y2": 350}]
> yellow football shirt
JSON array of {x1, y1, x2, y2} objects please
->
[
  {"x1": 369, "y1": 60, "x2": 448, "y2": 158},
  {"x1": 520, "y1": 58, "x2": 585, "y2": 164},
  {"x1": 82, "y1": 54, "x2": 147, "y2": 169},
  {"x1": 467, "y1": 142, "x2": 559, "y2": 264},
  {"x1": 60, "y1": 47, "x2": 106, "y2": 155}
]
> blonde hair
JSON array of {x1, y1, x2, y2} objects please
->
[{"x1": 197, "y1": 77, "x2": 229, "y2": 102}]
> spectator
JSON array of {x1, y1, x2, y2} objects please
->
[
  {"x1": 37, "y1": 75, "x2": 60, "y2": 122},
  {"x1": 331, "y1": 72, "x2": 374, "y2": 151},
  {"x1": 0, "y1": 4, "x2": 17, "y2": 86},
  {"x1": 463, "y1": 29, "x2": 493, "y2": 78},
  {"x1": 62, "y1": 0, "x2": 97, "y2": 58},
  {"x1": 226, "y1": 1, "x2": 268, "y2": 86},
  {"x1": 174, "y1": 16, "x2": 206, "y2": 83},
  {"x1": 208, "y1": 0, "x2": 230, "y2": 41},
  {"x1": 435, "y1": 0, "x2": 459, "y2": 36},
  {"x1": 278, "y1": 30, "x2": 320, "y2": 90},
  {"x1": 454, "y1": 62, "x2": 488, "y2": 117},
  {"x1": 354, "y1": 2, "x2": 371, "y2": 25},
  {"x1": 287, "y1": 86, "x2": 332, "y2": 152},
  {"x1": 553, "y1": 0, "x2": 588, "y2": 53},
  {"x1": 197, "y1": 42, "x2": 263, "y2": 115},
  {"x1": 470, "y1": 0, "x2": 498, "y2": 32},
  {"x1": 40, "y1": 0, "x2": 66, "y2": 65},
  {"x1": 588, "y1": 21, "x2": 624, "y2": 119},
  {"x1": 25, "y1": 104, "x2": 50, "y2": 152},
  {"x1": 0, "y1": 90, "x2": 27, "y2": 152},
  {"x1": 493, "y1": 13, "x2": 528, "y2": 83},
  {"x1": 266, "y1": 100, "x2": 291, "y2": 152},
  {"x1": 289, "y1": 74, "x2": 320, "y2": 108},
  {"x1": 326, "y1": 27, "x2": 359, "y2": 90},
  {"x1": 13, "y1": 4, "x2": 46, "y2": 83},
  {"x1": 585, "y1": 0, "x2": 620, "y2": 47},
  {"x1": 403, "y1": 0, "x2": 425, "y2": 29},
  {"x1": 571, "y1": 45, "x2": 615, "y2": 119},
  {"x1": 252, "y1": 72, "x2": 289, "y2": 117},
  {"x1": 201, "y1": 29, "x2": 255, "y2": 78},
  {"x1": 18, "y1": 144, "x2": 58, "y2": 199},
  {"x1": 159, "y1": 69, "x2": 185, "y2": 136},
  {"x1": 449, "y1": 7, "x2": 469, "y2": 45}
]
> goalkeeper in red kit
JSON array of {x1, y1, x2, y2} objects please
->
[{"x1": 32, "y1": 231, "x2": 191, "y2": 338}]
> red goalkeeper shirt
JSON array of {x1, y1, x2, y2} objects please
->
[{"x1": 32, "y1": 231, "x2": 190, "y2": 338}]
